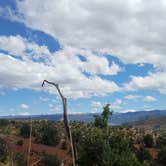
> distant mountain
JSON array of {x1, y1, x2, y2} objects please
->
[
  {"x1": 125, "y1": 116, "x2": 166, "y2": 135},
  {"x1": 126, "y1": 116, "x2": 166, "y2": 126},
  {"x1": 110, "y1": 110, "x2": 166, "y2": 125},
  {"x1": 1, "y1": 110, "x2": 166, "y2": 125}
]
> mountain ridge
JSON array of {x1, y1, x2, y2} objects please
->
[{"x1": 0, "y1": 109, "x2": 166, "y2": 125}]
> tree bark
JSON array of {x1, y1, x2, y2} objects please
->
[{"x1": 42, "y1": 80, "x2": 77, "y2": 166}]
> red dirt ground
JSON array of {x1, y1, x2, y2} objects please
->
[{"x1": 0, "y1": 134, "x2": 72, "y2": 166}]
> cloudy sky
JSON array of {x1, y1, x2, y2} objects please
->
[{"x1": 0, "y1": 0, "x2": 166, "y2": 116}]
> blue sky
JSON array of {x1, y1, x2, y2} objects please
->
[{"x1": 0, "y1": 0, "x2": 166, "y2": 116}]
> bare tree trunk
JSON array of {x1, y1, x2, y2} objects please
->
[
  {"x1": 42, "y1": 80, "x2": 77, "y2": 166},
  {"x1": 27, "y1": 118, "x2": 32, "y2": 166}
]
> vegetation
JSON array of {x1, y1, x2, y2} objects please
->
[
  {"x1": 143, "y1": 134, "x2": 154, "y2": 148},
  {"x1": 156, "y1": 135, "x2": 166, "y2": 148},
  {"x1": 78, "y1": 128, "x2": 143, "y2": 166},
  {"x1": 16, "y1": 139, "x2": 23, "y2": 146},
  {"x1": 136, "y1": 146, "x2": 152, "y2": 162},
  {"x1": 38, "y1": 153, "x2": 60, "y2": 166},
  {"x1": 20, "y1": 123, "x2": 30, "y2": 138},
  {"x1": 0, "y1": 138, "x2": 8, "y2": 162},
  {"x1": 0, "y1": 119, "x2": 9, "y2": 127},
  {"x1": 0, "y1": 105, "x2": 165, "y2": 165},
  {"x1": 38, "y1": 123, "x2": 60, "y2": 146},
  {"x1": 76, "y1": 107, "x2": 144, "y2": 166},
  {"x1": 94, "y1": 104, "x2": 112, "y2": 128},
  {"x1": 13, "y1": 152, "x2": 27, "y2": 166},
  {"x1": 157, "y1": 146, "x2": 166, "y2": 165}
]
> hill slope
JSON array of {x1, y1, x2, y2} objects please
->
[
  {"x1": 1, "y1": 110, "x2": 166, "y2": 125},
  {"x1": 126, "y1": 116, "x2": 166, "y2": 135}
]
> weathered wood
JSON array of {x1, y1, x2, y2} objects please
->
[{"x1": 42, "y1": 80, "x2": 76, "y2": 166}]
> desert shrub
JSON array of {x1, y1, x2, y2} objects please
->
[
  {"x1": 157, "y1": 146, "x2": 166, "y2": 165},
  {"x1": 137, "y1": 146, "x2": 152, "y2": 162},
  {"x1": 16, "y1": 140, "x2": 23, "y2": 146},
  {"x1": 39, "y1": 123, "x2": 60, "y2": 146},
  {"x1": 13, "y1": 152, "x2": 27, "y2": 166},
  {"x1": 94, "y1": 115, "x2": 107, "y2": 128},
  {"x1": 0, "y1": 119, "x2": 8, "y2": 127},
  {"x1": 78, "y1": 129, "x2": 110, "y2": 166},
  {"x1": 78, "y1": 128, "x2": 143, "y2": 166},
  {"x1": 20, "y1": 123, "x2": 30, "y2": 138},
  {"x1": 0, "y1": 138, "x2": 8, "y2": 162},
  {"x1": 156, "y1": 135, "x2": 166, "y2": 148},
  {"x1": 38, "y1": 153, "x2": 60, "y2": 166},
  {"x1": 94, "y1": 104, "x2": 112, "y2": 129},
  {"x1": 143, "y1": 134, "x2": 154, "y2": 148},
  {"x1": 61, "y1": 140, "x2": 68, "y2": 150},
  {"x1": 108, "y1": 132, "x2": 131, "y2": 154}
]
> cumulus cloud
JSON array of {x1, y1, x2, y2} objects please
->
[
  {"x1": 40, "y1": 97, "x2": 50, "y2": 102},
  {"x1": 20, "y1": 104, "x2": 29, "y2": 109},
  {"x1": 124, "y1": 94, "x2": 140, "y2": 100},
  {"x1": 49, "y1": 103, "x2": 62, "y2": 112},
  {"x1": 124, "y1": 72, "x2": 166, "y2": 94},
  {"x1": 111, "y1": 99, "x2": 123, "y2": 110},
  {"x1": 19, "y1": 112, "x2": 30, "y2": 116},
  {"x1": 91, "y1": 101, "x2": 103, "y2": 112},
  {"x1": 1, "y1": 0, "x2": 166, "y2": 96},
  {"x1": 4, "y1": 0, "x2": 166, "y2": 70},
  {"x1": 120, "y1": 109, "x2": 137, "y2": 113},
  {"x1": 143, "y1": 96, "x2": 157, "y2": 102},
  {"x1": 0, "y1": 35, "x2": 50, "y2": 59},
  {"x1": 0, "y1": 35, "x2": 120, "y2": 98}
]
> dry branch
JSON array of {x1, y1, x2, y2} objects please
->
[{"x1": 42, "y1": 80, "x2": 76, "y2": 166}]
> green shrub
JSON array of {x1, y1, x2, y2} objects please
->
[
  {"x1": 0, "y1": 119, "x2": 8, "y2": 127},
  {"x1": 39, "y1": 124, "x2": 60, "y2": 146},
  {"x1": 78, "y1": 129, "x2": 143, "y2": 166},
  {"x1": 38, "y1": 154, "x2": 60, "y2": 166},
  {"x1": 20, "y1": 123, "x2": 30, "y2": 138},
  {"x1": 156, "y1": 135, "x2": 166, "y2": 148},
  {"x1": 61, "y1": 140, "x2": 68, "y2": 150},
  {"x1": 143, "y1": 134, "x2": 154, "y2": 148},
  {"x1": 13, "y1": 152, "x2": 27, "y2": 166},
  {"x1": 94, "y1": 104, "x2": 112, "y2": 129},
  {"x1": 0, "y1": 138, "x2": 8, "y2": 162},
  {"x1": 16, "y1": 140, "x2": 23, "y2": 146},
  {"x1": 137, "y1": 146, "x2": 152, "y2": 162},
  {"x1": 157, "y1": 146, "x2": 166, "y2": 165}
]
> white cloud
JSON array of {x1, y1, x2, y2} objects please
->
[
  {"x1": 19, "y1": 112, "x2": 30, "y2": 116},
  {"x1": 91, "y1": 101, "x2": 103, "y2": 112},
  {"x1": 49, "y1": 103, "x2": 62, "y2": 112},
  {"x1": 1, "y1": 1, "x2": 166, "y2": 96},
  {"x1": 91, "y1": 99, "x2": 123, "y2": 112},
  {"x1": 124, "y1": 72, "x2": 166, "y2": 94},
  {"x1": 111, "y1": 99, "x2": 123, "y2": 110},
  {"x1": 0, "y1": 35, "x2": 50, "y2": 59},
  {"x1": 5, "y1": 0, "x2": 166, "y2": 71},
  {"x1": 68, "y1": 110, "x2": 86, "y2": 115},
  {"x1": 124, "y1": 94, "x2": 140, "y2": 100},
  {"x1": 120, "y1": 109, "x2": 137, "y2": 113},
  {"x1": 143, "y1": 96, "x2": 157, "y2": 102},
  {"x1": 9, "y1": 108, "x2": 15, "y2": 112},
  {"x1": 114, "y1": 99, "x2": 122, "y2": 105},
  {"x1": 40, "y1": 97, "x2": 50, "y2": 102},
  {"x1": 49, "y1": 103, "x2": 54, "y2": 109},
  {"x1": 0, "y1": 35, "x2": 120, "y2": 99},
  {"x1": 20, "y1": 104, "x2": 29, "y2": 109}
]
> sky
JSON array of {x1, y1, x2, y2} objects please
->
[{"x1": 0, "y1": 0, "x2": 166, "y2": 116}]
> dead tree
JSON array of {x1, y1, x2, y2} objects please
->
[
  {"x1": 42, "y1": 80, "x2": 76, "y2": 166},
  {"x1": 27, "y1": 117, "x2": 33, "y2": 166}
]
